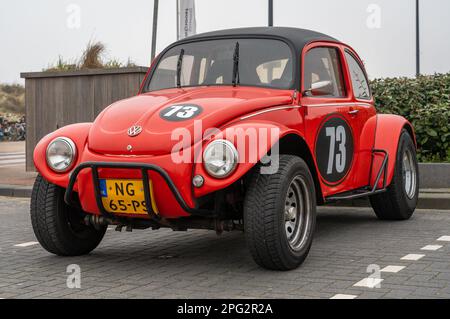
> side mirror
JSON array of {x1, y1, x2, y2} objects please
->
[{"x1": 303, "y1": 80, "x2": 334, "y2": 97}]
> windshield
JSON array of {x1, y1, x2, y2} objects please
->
[{"x1": 145, "y1": 38, "x2": 294, "y2": 92}]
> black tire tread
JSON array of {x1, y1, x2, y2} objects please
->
[
  {"x1": 244, "y1": 155, "x2": 315, "y2": 270},
  {"x1": 30, "y1": 174, "x2": 105, "y2": 256},
  {"x1": 30, "y1": 175, "x2": 61, "y2": 254},
  {"x1": 369, "y1": 130, "x2": 418, "y2": 220}
]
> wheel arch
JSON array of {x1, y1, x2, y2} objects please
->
[
  {"x1": 33, "y1": 123, "x2": 92, "y2": 188},
  {"x1": 194, "y1": 120, "x2": 324, "y2": 204},
  {"x1": 402, "y1": 121, "x2": 417, "y2": 147},
  {"x1": 373, "y1": 114, "x2": 417, "y2": 188},
  {"x1": 276, "y1": 133, "x2": 324, "y2": 205}
]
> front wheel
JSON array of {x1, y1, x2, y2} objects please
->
[
  {"x1": 244, "y1": 155, "x2": 316, "y2": 271},
  {"x1": 370, "y1": 130, "x2": 419, "y2": 220},
  {"x1": 30, "y1": 175, "x2": 106, "y2": 256}
]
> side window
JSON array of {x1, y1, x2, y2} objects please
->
[
  {"x1": 304, "y1": 47, "x2": 346, "y2": 98},
  {"x1": 345, "y1": 52, "x2": 371, "y2": 100}
]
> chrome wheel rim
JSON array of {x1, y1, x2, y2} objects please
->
[
  {"x1": 284, "y1": 175, "x2": 311, "y2": 251},
  {"x1": 402, "y1": 148, "x2": 417, "y2": 199}
]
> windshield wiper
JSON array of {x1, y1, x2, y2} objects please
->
[
  {"x1": 232, "y1": 42, "x2": 240, "y2": 87},
  {"x1": 176, "y1": 48, "x2": 185, "y2": 88}
]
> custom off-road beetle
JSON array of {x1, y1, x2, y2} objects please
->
[{"x1": 31, "y1": 27, "x2": 419, "y2": 270}]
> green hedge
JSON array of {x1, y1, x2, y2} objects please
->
[{"x1": 370, "y1": 73, "x2": 450, "y2": 163}]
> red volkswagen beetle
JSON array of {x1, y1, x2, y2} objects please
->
[{"x1": 31, "y1": 27, "x2": 418, "y2": 270}]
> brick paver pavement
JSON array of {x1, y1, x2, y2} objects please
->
[
  {"x1": 0, "y1": 142, "x2": 37, "y2": 186},
  {"x1": 1, "y1": 196, "x2": 450, "y2": 299}
]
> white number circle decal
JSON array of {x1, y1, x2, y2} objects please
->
[
  {"x1": 160, "y1": 104, "x2": 202, "y2": 121},
  {"x1": 315, "y1": 115, "x2": 354, "y2": 184}
]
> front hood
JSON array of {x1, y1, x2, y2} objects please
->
[{"x1": 88, "y1": 86, "x2": 293, "y2": 155}]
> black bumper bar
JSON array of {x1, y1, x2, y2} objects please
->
[{"x1": 64, "y1": 162, "x2": 213, "y2": 220}]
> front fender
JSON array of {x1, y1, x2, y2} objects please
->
[
  {"x1": 193, "y1": 120, "x2": 301, "y2": 198},
  {"x1": 33, "y1": 123, "x2": 92, "y2": 188},
  {"x1": 373, "y1": 114, "x2": 416, "y2": 187}
]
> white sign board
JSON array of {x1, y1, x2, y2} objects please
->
[{"x1": 178, "y1": 0, "x2": 197, "y2": 40}]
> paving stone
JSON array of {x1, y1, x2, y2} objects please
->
[{"x1": 1, "y1": 198, "x2": 450, "y2": 299}]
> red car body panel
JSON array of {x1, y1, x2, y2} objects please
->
[
  {"x1": 372, "y1": 114, "x2": 416, "y2": 187},
  {"x1": 34, "y1": 123, "x2": 91, "y2": 189},
  {"x1": 193, "y1": 119, "x2": 302, "y2": 198},
  {"x1": 300, "y1": 42, "x2": 376, "y2": 196},
  {"x1": 88, "y1": 87, "x2": 294, "y2": 156},
  {"x1": 33, "y1": 35, "x2": 416, "y2": 220}
]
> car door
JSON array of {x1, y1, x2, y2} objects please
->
[
  {"x1": 342, "y1": 49, "x2": 377, "y2": 189},
  {"x1": 301, "y1": 43, "x2": 358, "y2": 197}
]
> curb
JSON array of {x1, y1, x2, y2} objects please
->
[
  {"x1": 419, "y1": 163, "x2": 450, "y2": 188},
  {"x1": 1, "y1": 184, "x2": 449, "y2": 210},
  {"x1": 330, "y1": 192, "x2": 450, "y2": 210},
  {"x1": 0, "y1": 185, "x2": 32, "y2": 198}
]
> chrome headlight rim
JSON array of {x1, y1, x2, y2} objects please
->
[
  {"x1": 203, "y1": 139, "x2": 239, "y2": 179},
  {"x1": 46, "y1": 137, "x2": 77, "y2": 173}
]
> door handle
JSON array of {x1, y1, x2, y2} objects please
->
[{"x1": 348, "y1": 109, "x2": 359, "y2": 115}]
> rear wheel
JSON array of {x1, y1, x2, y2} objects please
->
[
  {"x1": 370, "y1": 130, "x2": 419, "y2": 220},
  {"x1": 30, "y1": 174, "x2": 106, "y2": 256},
  {"x1": 244, "y1": 155, "x2": 316, "y2": 270}
]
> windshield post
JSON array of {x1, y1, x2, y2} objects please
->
[
  {"x1": 176, "y1": 49, "x2": 185, "y2": 88},
  {"x1": 232, "y1": 42, "x2": 240, "y2": 87}
]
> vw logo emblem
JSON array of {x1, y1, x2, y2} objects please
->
[{"x1": 127, "y1": 125, "x2": 142, "y2": 137}]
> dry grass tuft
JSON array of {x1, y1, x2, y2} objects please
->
[
  {"x1": 80, "y1": 41, "x2": 105, "y2": 69},
  {"x1": 44, "y1": 41, "x2": 136, "y2": 72},
  {"x1": 45, "y1": 56, "x2": 77, "y2": 72}
]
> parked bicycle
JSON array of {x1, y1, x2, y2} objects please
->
[{"x1": 0, "y1": 116, "x2": 26, "y2": 142}]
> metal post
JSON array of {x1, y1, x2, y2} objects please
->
[
  {"x1": 151, "y1": 0, "x2": 159, "y2": 61},
  {"x1": 268, "y1": 0, "x2": 273, "y2": 27},
  {"x1": 416, "y1": 0, "x2": 420, "y2": 77},
  {"x1": 176, "y1": 0, "x2": 180, "y2": 40}
]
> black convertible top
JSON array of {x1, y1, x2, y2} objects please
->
[
  {"x1": 177, "y1": 27, "x2": 339, "y2": 56},
  {"x1": 144, "y1": 27, "x2": 341, "y2": 92}
]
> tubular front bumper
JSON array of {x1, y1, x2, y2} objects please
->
[{"x1": 64, "y1": 162, "x2": 213, "y2": 220}]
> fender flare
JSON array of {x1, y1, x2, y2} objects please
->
[
  {"x1": 373, "y1": 114, "x2": 416, "y2": 187},
  {"x1": 193, "y1": 120, "x2": 311, "y2": 198},
  {"x1": 33, "y1": 123, "x2": 92, "y2": 188}
]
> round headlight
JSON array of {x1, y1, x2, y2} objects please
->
[
  {"x1": 46, "y1": 137, "x2": 76, "y2": 173},
  {"x1": 203, "y1": 140, "x2": 238, "y2": 178}
]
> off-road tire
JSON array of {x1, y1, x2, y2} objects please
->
[
  {"x1": 30, "y1": 174, "x2": 106, "y2": 256},
  {"x1": 369, "y1": 130, "x2": 419, "y2": 220},
  {"x1": 244, "y1": 155, "x2": 316, "y2": 271}
]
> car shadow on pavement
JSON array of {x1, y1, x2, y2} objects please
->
[{"x1": 34, "y1": 208, "x2": 383, "y2": 272}]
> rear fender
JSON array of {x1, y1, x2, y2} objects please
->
[
  {"x1": 372, "y1": 114, "x2": 416, "y2": 187},
  {"x1": 33, "y1": 123, "x2": 92, "y2": 188}
]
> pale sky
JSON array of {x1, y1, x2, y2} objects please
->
[{"x1": 1, "y1": 0, "x2": 449, "y2": 84}]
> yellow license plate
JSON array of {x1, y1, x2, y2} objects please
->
[{"x1": 99, "y1": 179, "x2": 158, "y2": 215}]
